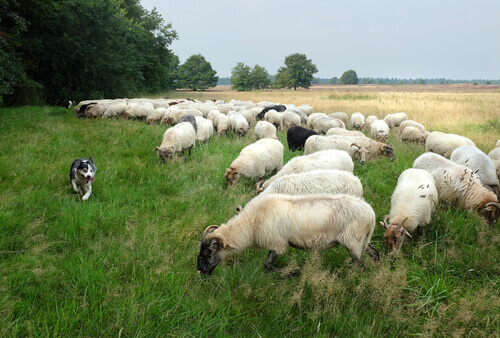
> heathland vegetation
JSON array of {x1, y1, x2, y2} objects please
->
[{"x1": 0, "y1": 88, "x2": 498, "y2": 336}]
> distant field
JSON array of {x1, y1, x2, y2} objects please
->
[{"x1": 0, "y1": 88, "x2": 499, "y2": 336}]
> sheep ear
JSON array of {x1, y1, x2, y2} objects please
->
[
  {"x1": 235, "y1": 205, "x2": 243, "y2": 214},
  {"x1": 210, "y1": 233, "x2": 227, "y2": 249},
  {"x1": 209, "y1": 239, "x2": 220, "y2": 252}
]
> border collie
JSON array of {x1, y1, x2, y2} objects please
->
[{"x1": 69, "y1": 157, "x2": 97, "y2": 200}]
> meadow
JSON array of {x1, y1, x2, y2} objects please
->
[{"x1": 0, "y1": 86, "x2": 499, "y2": 336}]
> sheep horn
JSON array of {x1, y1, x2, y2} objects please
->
[
  {"x1": 350, "y1": 143, "x2": 360, "y2": 149},
  {"x1": 381, "y1": 215, "x2": 391, "y2": 228},
  {"x1": 485, "y1": 202, "x2": 500, "y2": 209},
  {"x1": 203, "y1": 225, "x2": 219, "y2": 240},
  {"x1": 255, "y1": 180, "x2": 265, "y2": 193}
]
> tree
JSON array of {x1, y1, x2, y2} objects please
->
[
  {"x1": 249, "y1": 65, "x2": 271, "y2": 90},
  {"x1": 176, "y1": 54, "x2": 218, "y2": 91},
  {"x1": 339, "y1": 70, "x2": 359, "y2": 85},
  {"x1": 230, "y1": 62, "x2": 251, "y2": 91},
  {"x1": 329, "y1": 77, "x2": 338, "y2": 85},
  {"x1": 274, "y1": 53, "x2": 318, "y2": 90}
]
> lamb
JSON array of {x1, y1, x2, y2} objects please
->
[
  {"x1": 399, "y1": 126, "x2": 426, "y2": 143},
  {"x1": 307, "y1": 113, "x2": 328, "y2": 128},
  {"x1": 488, "y1": 147, "x2": 500, "y2": 181},
  {"x1": 225, "y1": 138, "x2": 283, "y2": 187},
  {"x1": 156, "y1": 122, "x2": 196, "y2": 162},
  {"x1": 450, "y1": 145, "x2": 500, "y2": 198},
  {"x1": 397, "y1": 120, "x2": 428, "y2": 139},
  {"x1": 194, "y1": 117, "x2": 214, "y2": 143},
  {"x1": 328, "y1": 112, "x2": 349, "y2": 126},
  {"x1": 286, "y1": 126, "x2": 318, "y2": 151},
  {"x1": 282, "y1": 111, "x2": 302, "y2": 130},
  {"x1": 197, "y1": 193, "x2": 380, "y2": 275},
  {"x1": 258, "y1": 169, "x2": 363, "y2": 198},
  {"x1": 231, "y1": 114, "x2": 250, "y2": 137},
  {"x1": 370, "y1": 119, "x2": 390, "y2": 143},
  {"x1": 303, "y1": 135, "x2": 368, "y2": 164},
  {"x1": 312, "y1": 116, "x2": 345, "y2": 134},
  {"x1": 257, "y1": 149, "x2": 354, "y2": 193},
  {"x1": 256, "y1": 105, "x2": 287, "y2": 120},
  {"x1": 425, "y1": 131, "x2": 475, "y2": 158},
  {"x1": 364, "y1": 115, "x2": 378, "y2": 131},
  {"x1": 381, "y1": 168, "x2": 438, "y2": 253},
  {"x1": 383, "y1": 112, "x2": 407, "y2": 128},
  {"x1": 350, "y1": 112, "x2": 365, "y2": 130},
  {"x1": 326, "y1": 127, "x2": 364, "y2": 138},
  {"x1": 413, "y1": 152, "x2": 500, "y2": 225},
  {"x1": 254, "y1": 121, "x2": 278, "y2": 140},
  {"x1": 328, "y1": 135, "x2": 396, "y2": 161},
  {"x1": 214, "y1": 114, "x2": 230, "y2": 136}
]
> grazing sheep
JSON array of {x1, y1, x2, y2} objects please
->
[
  {"x1": 398, "y1": 120, "x2": 428, "y2": 139},
  {"x1": 450, "y1": 145, "x2": 500, "y2": 198},
  {"x1": 326, "y1": 127, "x2": 364, "y2": 138},
  {"x1": 264, "y1": 110, "x2": 284, "y2": 131},
  {"x1": 239, "y1": 109, "x2": 255, "y2": 126},
  {"x1": 231, "y1": 114, "x2": 250, "y2": 137},
  {"x1": 178, "y1": 114, "x2": 198, "y2": 133},
  {"x1": 285, "y1": 108, "x2": 308, "y2": 125},
  {"x1": 163, "y1": 109, "x2": 203, "y2": 125},
  {"x1": 124, "y1": 102, "x2": 154, "y2": 120},
  {"x1": 381, "y1": 168, "x2": 438, "y2": 253},
  {"x1": 197, "y1": 193, "x2": 380, "y2": 275},
  {"x1": 206, "y1": 110, "x2": 221, "y2": 121},
  {"x1": 383, "y1": 112, "x2": 408, "y2": 128},
  {"x1": 296, "y1": 104, "x2": 314, "y2": 116},
  {"x1": 350, "y1": 112, "x2": 365, "y2": 130},
  {"x1": 156, "y1": 122, "x2": 196, "y2": 162},
  {"x1": 225, "y1": 138, "x2": 283, "y2": 187},
  {"x1": 370, "y1": 119, "x2": 390, "y2": 143},
  {"x1": 255, "y1": 121, "x2": 278, "y2": 140},
  {"x1": 194, "y1": 117, "x2": 214, "y2": 143},
  {"x1": 312, "y1": 116, "x2": 346, "y2": 134},
  {"x1": 399, "y1": 126, "x2": 426, "y2": 143},
  {"x1": 425, "y1": 131, "x2": 475, "y2": 158},
  {"x1": 283, "y1": 111, "x2": 302, "y2": 130},
  {"x1": 102, "y1": 102, "x2": 127, "y2": 118},
  {"x1": 413, "y1": 152, "x2": 500, "y2": 225},
  {"x1": 328, "y1": 112, "x2": 349, "y2": 126},
  {"x1": 257, "y1": 149, "x2": 354, "y2": 193},
  {"x1": 256, "y1": 105, "x2": 287, "y2": 120},
  {"x1": 146, "y1": 107, "x2": 168, "y2": 124},
  {"x1": 307, "y1": 113, "x2": 328, "y2": 128},
  {"x1": 488, "y1": 147, "x2": 500, "y2": 181},
  {"x1": 364, "y1": 115, "x2": 378, "y2": 131},
  {"x1": 303, "y1": 135, "x2": 368, "y2": 165},
  {"x1": 328, "y1": 135, "x2": 396, "y2": 161},
  {"x1": 214, "y1": 114, "x2": 230, "y2": 136},
  {"x1": 286, "y1": 126, "x2": 318, "y2": 151},
  {"x1": 258, "y1": 169, "x2": 363, "y2": 198}
]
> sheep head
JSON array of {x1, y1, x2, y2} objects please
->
[
  {"x1": 381, "y1": 215, "x2": 411, "y2": 253},
  {"x1": 478, "y1": 202, "x2": 500, "y2": 226},
  {"x1": 377, "y1": 133, "x2": 387, "y2": 143},
  {"x1": 383, "y1": 144, "x2": 396, "y2": 161},
  {"x1": 197, "y1": 225, "x2": 227, "y2": 275},
  {"x1": 156, "y1": 146, "x2": 174, "y2": 163},
  {"x1": 225, "y1": 167, "x2": 239, "y2": 187},
  {"x1": 351, "y1": 143, "x2": 366, "y2": 165}
]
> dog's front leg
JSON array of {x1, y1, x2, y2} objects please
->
[
  {"x1": 71, "y1": 180, "x2": 79, "y2": 193},
  {"x1": 81, "y1": 186, "x2": 92, "y2": 200}
]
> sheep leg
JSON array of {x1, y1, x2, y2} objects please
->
[
  {"x1": 365, "y1": 244, "x2": 380, "y2": 262},
  {"x1": 265, "y1": 250, "x2": 300, "y2": 276}
]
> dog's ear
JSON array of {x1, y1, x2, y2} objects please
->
[{"x1": 88, "y1": 156, "x2": 94, "y2": 164}]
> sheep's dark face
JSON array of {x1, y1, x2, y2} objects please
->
[
  {"x1": 383, "y1": 145, "x2": 396, "y2": 161},
  {"x1": 225, "y1": 167, "x2": 239, "y2": 187},
  {"x1": 479, "y1": 202, "x2": 500, "y2": 226},
  {"x1": 383, "y1": 226, "x2": 406, "y2": 253},
  {"x1": 197, "y1": 240, "x2": 222, "y2": 275}
]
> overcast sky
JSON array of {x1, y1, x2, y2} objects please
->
[{"x1": 140, "y1": 0, "x2": 500, "y2": 80}]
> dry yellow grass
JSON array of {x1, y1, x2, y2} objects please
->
[{"x1": 171, "y1": 85, "x2": 500, "y2": 150}]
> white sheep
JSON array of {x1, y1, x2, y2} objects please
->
[
  {"x1": 297, "y1": 104, "x2": 314, "y2": 116},
  {"x1": 425, "y1": 131, "x2": 475, "y2": 158},
  {"x1": 146, "y1": 107, "x2": 168, "y2": 124},
  {"x1": 282, "y1": 111, "x2": 302, "y2": 130},
  {"x1": 285, "y1": 108, "x2": 308, "y2": 125},
  {"x1": 102, "y1": 102, "x2": 127, "y2": 118},
  {"x1": 257, "y1": 149, "x2": 354, "y2": 193},
  {"x1": 239, "y1": 109, "x2": 255, "y2": 126},
  {"x1": 399, "y1": 126, "x2": 426, "y2": 143},
  {"x1": 194, "y1": 117, "x2": 214, "y2": 143},
  {"x1": 254, "y1": 121, "x2": 278, "y2": 140},
  {"x1": 197, "y1": 193, "x2": 380, "y2": 275},
  {"x1": 350, "y1": 112, "x2": 365, "y2": 130},
  {"x1": 398, "y1": 120, "x2": 428, "y2": 139},
  {"x1": 327, "y1": 135, "x2": 396, "y2": 161},
  {"x1": 383, "y1": 112, "x2": 408, "y2": 128},
  {"x1": 326, "y1": 127, "x2": 365, "y2": 138},
  {"x1": 163, "y1": 109, "x2": 203, "y2": 125},
  {"x1": 307, "y1": 112, "x2": 328, "y2": 128},
  {"x1": 450, "y1": 145, "x2": 500, "y2": 198},
  {"x1": 303, "y1": 135, "x2": 368, "y2": 164},
  {"x1": 488, "y1": 147, "x2": 500, "y2": 181},
  {"x1": 364, "y1": 115, "x2": 379, "y2": 131},
  {"x1": 264, "y1": 110, "x2": 284, "y2": 131},
  {"x1": 380, "y1": 168, "x2": 438, "y2": 253},
  {"x1": 370, "y1": 119, "x2": 390, "y2": 143},
  {"x1": 313, "y1": 116, "x2": 345, "y2": 134},
  {"x1": 496, "y1": 140, "x2": 500, "y2": 148},
  {"x1": 413, "y1": 152, "x2": 500, "y2": 225},
  {"x1": 156, "y1": 122, "x2": 196, "y2": 162},
  {"x1": 328, "y1": 112, "x2": 349, "y2": 126},
  {"x1": 258, "y1": 169, "x2": 363, "y2": 198},
  {"x1": 231, "y1": 114, "x2": 250, "y2": 137},
  {"x1": 225, "y1": 138, "x2": 283, "y2": 187},
  {"x1": 214, "y1": 114, "x2": 230, "y2": 136},
  {"x1": 124, "y1": 102, "x2": 154, "y2": 120},
  {"x1": 206, "y1": 110, "x2": 221, "y2": 121}
]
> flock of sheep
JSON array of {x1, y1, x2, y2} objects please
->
[{"x1": 73, "y1": 98, "x2": 500, "y2": 275}]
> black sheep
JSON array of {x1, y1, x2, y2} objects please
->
[
  {"x1": 178, "y1": 114, "x2": 198, "y2": 133},
  {"x1": 256, "y1": 105, "x2": 287, "y2": 121},
  {"x1": 287, "y1": 126, "x2": 318, "y2": 151}
]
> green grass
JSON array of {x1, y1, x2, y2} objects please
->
[{"x1": 0, "y1": 106, "x2": 498, "y2": 336}]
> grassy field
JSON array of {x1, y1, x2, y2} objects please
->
[{"x1": 0, "y1": 87, "x2": 499, "y2": 336}]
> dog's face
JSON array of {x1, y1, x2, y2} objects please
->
[{"x1": 76, "y1": 158, "x2": 96, "y2": 183}]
